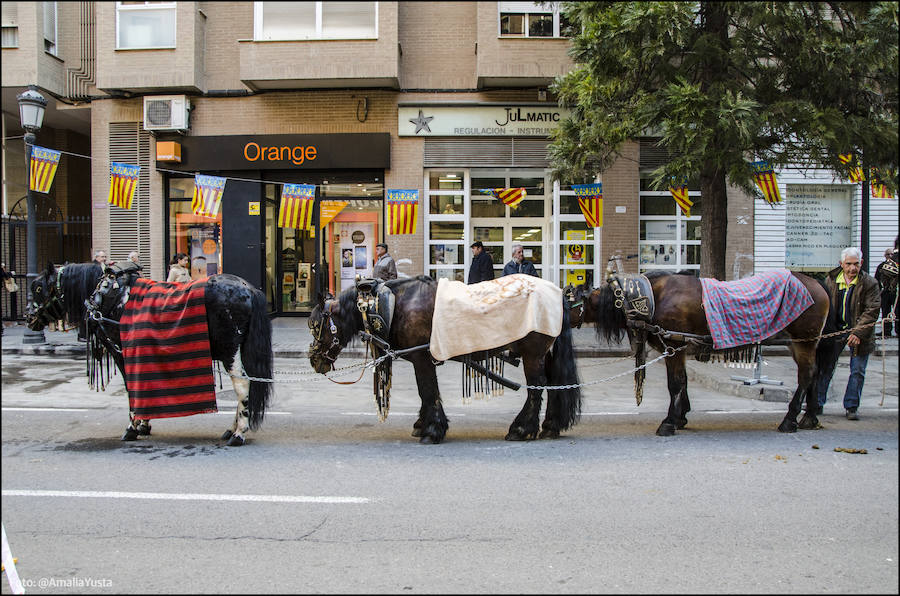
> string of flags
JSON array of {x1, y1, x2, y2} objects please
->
[
  {"x1": 750, "y1": 161, "x2": 783, "y2": 206},
  {"x1": 838, "y1": 154, "x2": 865, "y2": 183},
  {"x1": 572, "y1": 183, "x2": 603, "y2": 227},
  {"x1": 278, "y1": 183, "x2": 316, "y2": 230},
  {"x1": 108, "y1": 162, "x2": 141, "y2": 210},
  {"x1": 479, "y1": 187, "x2": 526, "y2": 209},
  {"x1": 28, "y1": 146, "x2": 61, "y2": 194},
  {"x1": 386, "y1": 190, "x2": 419, "y2": 235},
  {"x1": 667, "y1": 176, "x2": 693, "y2": 217}
]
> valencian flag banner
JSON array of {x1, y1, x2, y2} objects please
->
[
  {"x1": 191, "y1": 174, "x2": 227, "y2": 218},
  {"x1": 480, "y1": 187, "x2": 526, "y2": 209},
  {"x1": 278, "y1": 183, "x2": 315, "y2": 229},
  {"x1": 838, "y1": 154, "x2": 865, "y2": 183},
  {"x1": 387, "y1": 189, "x2": 419, "y2": 235},
  {"x1": 572, "y1": 183, "x2": 603, "y2": 227},
  {"x1": 750, "y1": 161, "x2": 782, "y2": 205},
  {"x1": 667, "y1": 176, "x2": 693, "y2": 217},
  {"x1": 29, "y1": 146, "x2": 61, "y2": 193},
  {"x1": 871, "y1": 169, "x2": 895, "y2": 199},
  {"x1": 108, "y1": 162, "x2": 141, "y2": 210}
]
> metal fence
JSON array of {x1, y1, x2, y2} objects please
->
[{"x1": 1, "y1": 215, "x2": 92, "y2": 321}]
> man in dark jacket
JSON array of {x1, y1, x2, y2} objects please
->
[
  {"x1": 467, "y1": 241, "x2": 494, "y2": 284},
  {"x1": 815, "y1": 247, "x2": 882, "y2": 419},
  {"x1": 502, "y1": 244, "x2": 538, "y2": 277}
]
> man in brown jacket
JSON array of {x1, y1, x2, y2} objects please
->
[{"x1": 815, "y1": 247, "x2": 882, "y2": 419}]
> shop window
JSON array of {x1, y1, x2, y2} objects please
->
[
  {"x1": 428, "y1": 171, "x2": 464, "y2": 191},
  {"x1": 430, "y1": 244, "x2": 464, "y2": 265},
  {"x1": 430, "y1": 222, "x2": 464, "y2": 240},
  {"x1": 499, "y1": 2, "x2": 568, "y2": 38},
  {"x1": 254, "y1": 1, "x2": 377, "y2": 41},
  {"x1": 429, "y1": 194, "x2": 464, "y2": 215},
  {"x1": 167, "y1": 178, "x2": 222, "y2": 280},
  {"x1": 116, "y1": 1, "x2": 176, "y2": 49},
  {"x1": 638, "y1": 174, "x2": 701, "y2": 273}
]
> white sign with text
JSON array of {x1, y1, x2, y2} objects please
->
[{"x1": 785, "y1": 184, "x2": 852, "y2": 269}]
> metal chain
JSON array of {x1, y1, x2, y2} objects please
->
[{"x1": 792, "y1": 315, "x2": 894, "y2": 342}]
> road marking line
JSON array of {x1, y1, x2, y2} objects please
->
[
  {"x1": 214, "y1": 411, "x2": 291, "y2": 416},
  {"x1": 2, "y1": 489, "x2": 369, "y2": 504},
  {"x1": 2, "y1": 407, "x2": 93, "y2": 412}
]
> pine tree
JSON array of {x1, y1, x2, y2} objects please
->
[{"x1": 549, "y1": 2, "x2": 898, "y2": 279}]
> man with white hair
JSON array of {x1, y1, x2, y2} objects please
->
[
  {"x1": 502, "y1": 244, "x2": 538, "y2": 277},
  {"x1": 815, "y1": 246, "x2": 881, "y2": 419}
]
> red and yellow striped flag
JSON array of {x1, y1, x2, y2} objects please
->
[
  {"x1": 750, "y1": 161, "x2": 782, "y2": 205},
  {"x1": 191, "y1": 174, "x2": 226, "y2": 218},
  {"x1": 108, "y1": 162, "x2": 140, "y2": 210},
  {"x1": 838, "y1": 154, "x2": 865, "y2": 183},
  {"x1": 667, "y1": 176, "x2": 693, "y2": 217},
  {"x1": 871, "y1": 169, "x2": 895, "y2": 199},
  {"x1": 481, "y1": 187, "x2": 526, "y2": 209},
  {"x1": 572, "y1": 183, "x2": 603, "y2": 227},
  {"x1": 387, "y1": 189, "x2": 419, "y2": 235},
  {"x1": 29, "y1": 146, "x2": 61, "y2": 193},
  {"x1": 278, "y1": 184, "x2": 315, "y2": 229}
]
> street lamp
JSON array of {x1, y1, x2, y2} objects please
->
[{"x1": 17, "y1": 85, "x2": 48, "y2": 344}]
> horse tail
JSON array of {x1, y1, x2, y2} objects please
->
[
  {"x1": 244, "y1": 289, "x2": 274, "y2": 430},
  {"x1": 546, "y1": 297, "x2": 582, "y2": 430}
]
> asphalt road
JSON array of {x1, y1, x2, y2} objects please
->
[{"x1": 2, "y1": 353, "x2": 898, "y2": 594}]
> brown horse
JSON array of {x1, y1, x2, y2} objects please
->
[
  {"x1": 308, "y1": 276, "x2": 582, "y2": 444},
  {"x1": 571, "y1": 270, "x2": 830, "y2": 435}
]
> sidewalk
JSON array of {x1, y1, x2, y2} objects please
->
[{"x1": 3, "y1": 318, "x2": 897, "y2": 405}]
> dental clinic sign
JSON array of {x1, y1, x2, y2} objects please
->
[{"x1": 398, "y1": 105, "x2": 570, "y2": 137}]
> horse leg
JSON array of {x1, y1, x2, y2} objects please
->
[
  {"x1": 410, "y1": 354, "x2": 448, "y2": 444},
  {"x1": 223, "y1": 353, "x2": 251, "y2": 446},
  {"x1": 137, "y1": 419, "x2": 152, "y2": 435},
  {"x1": 121, "y1": 411, "x2": 140, "y2": 441},
  {"x1": 657, "y1": 351, "x2": 688, "y2": 436},
  {"x1": 784, "y1": 342, "x2": 819, "y2": 432},
  {"x1": 506, "y1": 344, "x2": 544, "y2": 441}
]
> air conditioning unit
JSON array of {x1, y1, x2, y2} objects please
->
[{"x1": 143, "y1": 95, "x2": 189, "y2": 131}]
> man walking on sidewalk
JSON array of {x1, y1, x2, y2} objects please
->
[{"x1": 815, "y1": 247, "x2": 881, "y2": 419}]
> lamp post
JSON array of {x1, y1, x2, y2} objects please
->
[{"x1": 17, "y1": 85, "x2": 48, "y2": 344}]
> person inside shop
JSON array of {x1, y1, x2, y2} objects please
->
[
  {"x1": 874, "y1": 247, "x2": 899, "y2": 337},
  {"x1": 502, "y1": 243, "x2": 538, "y2": 277},
  {"x1": 167, "y1": 253, "x2": 192, "y2": 283},
  {"x1": 373, "y1": 243, "x2": 397, "y2": 280},
  {"x1": 815, "y1": 246, "x2": 881, "y2": 420},
  {"x1": 467, "y1": 240, "x2": 494, "y2": 284}
]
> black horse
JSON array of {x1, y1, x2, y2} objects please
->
[
  {"x1": 308, "y1": 276, "x2": 582, "y2": 444},
  {"x1": 572, "y1": 270, "x2": 830, "y2": 436},
  {"x1": 27, "y1": 263, "x2": 274, "y2": 446}
]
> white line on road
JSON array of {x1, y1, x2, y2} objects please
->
[
  {"x1": 214, "y1": 411, "x2": 292, "y2": 416},
  {"x1": 2, "y1": 407, "x2": 93, "y2": 412},
  {"x1": 2, "y1": 489, "x2": 369, "y2": 504}
]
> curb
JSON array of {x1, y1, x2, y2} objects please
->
[{"x1": 685, "y1": 361, "x2": 793, "y2": 403}]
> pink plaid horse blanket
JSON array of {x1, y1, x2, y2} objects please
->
[{"x1": 699, "y1": 269, "x2": 813, "y2": 350}]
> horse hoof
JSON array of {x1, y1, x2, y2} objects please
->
[
  {"x1": 221, "y1": 429, "x2": 234, "y2": 441},
  {"x1": 225, "y1": 434, "x2": 245, "y2": 446},
  {"x1": 137, "y1": 423, "x2": 151, "y2": 436},
  {"x1": 798, "y1": 415, "x2": 821, "y2": 430},
  {"x1": 538, "y1": 428, "x2": 560, "y2": 440},
  {"x1": 656, "y1": 423, "x2": 676, "y2": 437},
  {"x1": 418, "y1": 435, "x2": 441, "y2": 445},
  {"x1": 504, "y1": 430, "x2": 533, "y2": 441},
  {"x1": 777, "y1": 420, "x2": 798, "y2": 433},
  {"x1": 121, "y1": 427, "x2": 139, "y2": 441},
  {"x1": 411, "y1": 427, "x2": 424, "y2": 438},
  {"x1": 675, "y1": 418, "x2": 688, "y2": 430}
]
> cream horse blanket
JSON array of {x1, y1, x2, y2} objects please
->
[{"x1": 429, "y1": 274, "x2": 563, "y2": 362}]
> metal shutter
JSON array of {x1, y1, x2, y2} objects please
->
[
  {"x1": 424, "y1": 137, "x2": 550, "y2": 167},
  {"x1": 108, "y1": 122, "x2": 151, "y2": 275}
]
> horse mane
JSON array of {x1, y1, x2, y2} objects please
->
[
  {"x1": 335, "y1": 286, "x2": 364, "y2": 346},
  {"x1": 60, "y1": 262, "x2": 104, "y2": 323},
  {"x1": 592, "y1": 282, "x2": 629, "y2": 344}
]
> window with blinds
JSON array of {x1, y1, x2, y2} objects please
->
[
  {"x1": 43, "y1": 1, "x2": 57, "y2": 55},
  {"x1": 108, "y1": 123, "x2": 151, "y2": 275},
  {"x1": 1, "y1": 2, "x2": 17, "y2": 48}
]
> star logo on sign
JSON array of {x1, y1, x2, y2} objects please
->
[{"x1": 409, "y1": 109, "x2": 434, "y2": 134}]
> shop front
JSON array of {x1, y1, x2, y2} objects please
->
[{"x1": 160, "y1": 133, "x2": 390, "y2": 315}]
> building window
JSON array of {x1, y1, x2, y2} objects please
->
[
  {"x1": 499, "y1": 2, "x2": 568, "y2": 38},
  {"x1": 638, "y1": 175, "x2": 701, "y2": 275},
  {"x1": 1, "y1": 26, "x2": 18, "y2": 48},
  {"x1": 1, "y1": 2, "x2": 18, "y2": 48},
  {"x1": 116, "y1": 1, "x2": 176, "y2": 49},
  {"x1": 254, "y1": 1, "x2": 378, "y2": 41},
  {"x1": 167, "y1": 177, "x2": 223, "y2": 281},
  {"x1": 43, "y1": 1, "x2": 57, "y2": 55}
]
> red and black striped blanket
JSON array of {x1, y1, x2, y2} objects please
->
[{"x1": 120, "y1": 278, "x2": 217, "y2": 419}]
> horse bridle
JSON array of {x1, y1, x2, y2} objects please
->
[
  {"x1": 29, "y1": 265, "x2": 68, "y2": 328},
  {"x1": 564, "y1": 286, "x2": 584, "y2": 329},
  {"x1": 310, "y1": 299, "x2": 342, "y2": 365}
]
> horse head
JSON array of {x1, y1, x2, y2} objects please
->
[
  {"x1": 87, "y1": 264, "x2": 138, "y2": 324},
  {"x1": 308, "y1": 292, "x2": 344, "y2": 373},
  {"x1": 25, "y1": 261, "x2": 66, "y2": 331}
]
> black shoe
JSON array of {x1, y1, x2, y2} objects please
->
[{"x1": 846, "y1": 408, "x2": 859, "y2": 420}]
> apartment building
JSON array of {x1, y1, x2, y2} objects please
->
[{"x1": 3, "y1": 2, "x2": 894, "y2": 318}]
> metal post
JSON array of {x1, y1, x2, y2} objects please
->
[
  {"x1": 22, "y1": 132, "x2": 46, "y2": 344},
  {"x1": 730, "y1": 344, "x2": 782, "y2": 386}
]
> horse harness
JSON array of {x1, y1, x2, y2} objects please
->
[
  {"x1": 355, "y1": 277, "x2": 396, "y2": 421},
  {"x1": 30, "y1": 265, "x2": 69, "y2": 328}
]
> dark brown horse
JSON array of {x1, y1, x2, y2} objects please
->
[
  {"x1": 308, "y1": 276, "x2": 582, "y2": 444},
  {"x1": 571, "y1": 270, "x2": 830, "y2": 435}
]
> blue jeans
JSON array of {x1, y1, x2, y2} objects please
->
[{"x1": 817, "y1": 343, "x2": 869, "y2": 410}]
